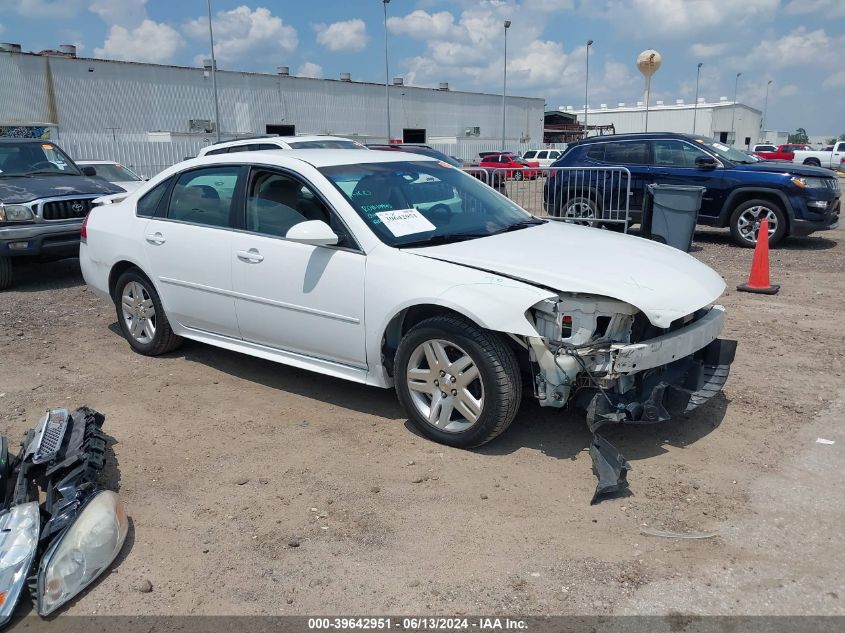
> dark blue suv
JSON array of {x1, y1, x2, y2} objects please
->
[{"x1": 544, "y1": 133, "x2": 841, "y2": 246}]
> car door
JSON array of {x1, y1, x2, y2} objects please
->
[
  {"x1": 601, "y1": 140, "x2": 650, "y2": 213},
  {"x1": 230, "y1": 167, "x2": 367, "y2": 368},
  {"x1": 649, "y1": 139, "x2": 724, "y2": 220},
  {"x1": 142, "y1": 165, "x2": 244, "y2": 337}
]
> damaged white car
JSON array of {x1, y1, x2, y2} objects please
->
[{"x1": 80, "y1": 150, "x2": 736, "y2": 501}]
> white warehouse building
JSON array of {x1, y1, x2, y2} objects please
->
[
  {"x1": 567, "y1": 98, "x2": 763, "y2": 148},
  {"x1": 0, "y1": 44, "x2": 545, "y2": 175}
]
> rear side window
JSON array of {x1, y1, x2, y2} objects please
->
[
  {"x1": 257, "y1": 143, "x2": 282, "y2": 150},
  {"x1": 204, "y1": 147, "x2": 228, "y2": 156},
  {"x1": 537, "y1": 151, "x2": 548, "y2": 159},
  {"x1": 586, "y1": 144, "x2": 605, "y2": 161},
  {"x1": 603, "y1": 141, "x2": 649, "y2": 165},
  {"x1": 137, "y1": 178, "x2": 172, "y2": 218},
  {"x1": 523, "y1": 151, "x2": 537, "y2": 159},
  {"x1": 166, "y1": 167, "x2": 240, "y2": 228}
]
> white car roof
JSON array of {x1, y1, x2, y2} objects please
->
[
  {"x1": 186, "y1": 149, "x2": 439, "y2": 170},
  {"x1": 199, "y1": 135, "x2": 360, "y2": 153}
]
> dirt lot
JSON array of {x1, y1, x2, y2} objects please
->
[{"x1": 1, "y1": 207, "x2": 844, "y2": 620}]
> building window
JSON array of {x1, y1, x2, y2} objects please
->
[
  {"x1": 266, "y1": 124, "x2": 295, "y2": 136},
  {"x1": 403, "y1": 128, "x2": 426, "y2": 143}
]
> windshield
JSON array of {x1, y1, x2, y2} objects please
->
[
  {"x1": 398, "y1": 146, "x2": 462, "y2": 168},
  {"x1": 287, "y1": 140, "x2": 365, "y2": 149},
  {"x1": 0, "y1": 142, "x2": 81, "y2": 176},
  {"x1": 694, "y1": 138, "x2": 757, "y2": 164},
  {"x1": 83, "y1": 163, "x2": 141, "y2": 181},
  {"x1": 320, "y1": 160, "x2": 541, "y2": 247}
]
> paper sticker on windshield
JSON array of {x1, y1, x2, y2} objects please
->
[
  {"x1": 375, "y1": 208, "x2": 436, "y2": 237},
  {"x1": 712, "y1": 142, "x2": 730, "y2": 152}
]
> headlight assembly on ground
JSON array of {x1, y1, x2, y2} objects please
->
[
  {"x1": 0, "y1": 502, "x2": 40, "y2": 627},
  {"x1": 36, "y1": 490, "x2": 128, "y2": 616}
]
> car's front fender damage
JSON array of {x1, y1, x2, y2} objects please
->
[{"x1": 525, "y1": 296, "x2": 737, "y2": 504}]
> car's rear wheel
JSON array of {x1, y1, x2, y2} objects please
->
[
  {"x1": 0, "y1": 257, "x2": 11, "y2": 291},
  {"x1": 513, "y1": 170, "x2": 524, "y2": 181},
  {"x1": 729, "y1": 199, "x2": 786, "y2": 248},
  {"x1": 562, "y1": 196, "x2": 602, "y2": 227},
  {"x1": 803, "y1": 158, "x2": 821, "y2": 167},
  {"x1": 114, "y1": 269, "x2": 182, "y2": 355},
  {"x1": 394, "y1": 316, "x2": 521, "y2": 449}
]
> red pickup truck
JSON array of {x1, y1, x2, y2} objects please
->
[{"x1": 754, "y1": 144, "x2": 811, "y2": 161}]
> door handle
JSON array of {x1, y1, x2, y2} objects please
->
[
  {"x1": 145, "y1": 232, "x2": 165, "y2": 245},
  {"x1": 236, "y1": 248, "x2": 264, "y2": 263}
]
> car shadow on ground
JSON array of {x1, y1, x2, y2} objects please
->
[
  {"x1": 6, "y1": 257, "x2": 85, "y2": 292},
  {"x1": 692, "y1": 230, "x2": 837, "y2": 251}
]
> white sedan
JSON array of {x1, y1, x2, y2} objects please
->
[
  {"x1": 76, "y1": 161, "x2": 146, "y2": 192},
  {"x1": 80, "y1": 150, "x2": 735, "y2": 495}
]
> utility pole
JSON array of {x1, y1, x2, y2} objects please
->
[
  {"x1": 207, "y1": 0, "x2": 221, "y2": 142},
  {"x1": 501, "y1": 20, "x2": 511, "y2": 151},
  {"x1": 730, "y1": 72, "x2": 741, "y2": 146},
  {"x1": 692, "y1": 62, "x2": 702, "y2": 134},
  {"x1": 584, "y1": 39, "x2": 593, "y2": 139},
  {"x1": 383, "y1": 0, "x2": 391, "y2": 143}
]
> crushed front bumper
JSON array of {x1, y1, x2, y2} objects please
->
[{"x1": 582, "y1": 337, "x2": 737, "y2": 503}]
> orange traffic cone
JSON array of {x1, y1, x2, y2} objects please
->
[{"x1": 737, "y1": 218, "x2": 779, "y2": 294}]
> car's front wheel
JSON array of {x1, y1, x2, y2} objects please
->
[
  {"x1": 729, "y1": 199, "x2": 786, "y2": 247},
  {"x1": 562, "y1": 196, "x2": 602, "y2": 227},
  {"x1": 113, "y1": 269, "x2": 183, "y2": 355},
  {"x1": 394, "y1": 316, "x2": 521, "y2": 449}
]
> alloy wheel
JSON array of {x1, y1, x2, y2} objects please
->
[
  {"x1": 406, "y1": 339, "x2": 485, "y2": 433},
  {"x1": 736, "y1": 205, "x2": 778, "y2": 244},
  {"x1": 121, "y1": 281, "x2": 156, "y2": 344}
]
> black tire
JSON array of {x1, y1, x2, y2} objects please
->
[
  {"x1": 729, "y1": 198, "x2": 787, "y2": 248},
  {"x1": 803, "y1": 159, "x2": 821, "y2": 167},
  {"x1": 0, "y1": 257, "x2": 11, "y2": 291},
  {"x1": 561, "y1": 195, "x2": 602, "y2": 227},
  {"x1": 394, "y1": 315, "x2": 522, "y2": 449},
  {"x1": 113, "y1": 268, "x2": 183, "y2": 355}
]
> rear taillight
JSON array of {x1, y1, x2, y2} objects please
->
[{"x1": 80, "y1": 213, "x2": 89, "y2": 242}]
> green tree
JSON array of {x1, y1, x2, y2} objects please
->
[
  {"x1": 788, "y1": 127, "x2": 809, "y2": 143},
  {"x1": 826, "y1": 138, "x2": 837, "y2": 145},
  {"x1": 839, "y1": 133, "x2": 845, "y2": 141}
]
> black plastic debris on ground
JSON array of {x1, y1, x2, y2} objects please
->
[{"x1": 589, "y1": 433, "x2": 631, "y2": 505}]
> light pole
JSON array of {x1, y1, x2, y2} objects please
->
[
  {"x1": 762, "y1": 79, "x2": 773, "y2": 133},
  {"x1": 501, "y1": 19, "x2": 511, "y2": 151},
  {"x1": 730, "y1": 72, "x2": 741, "y2": 145},
  {"x1": 383, "y1": 0, "x2": 391, "y2": 143},
  {"x1": 207, "y1": 0, "x2": 220, "y2": 142},
  {"x1": 584, "y1": 39, "x2": 593, "y2": 139},
  {"x1": 692, "y1": 62, "x2": 702, "y2": 134}
]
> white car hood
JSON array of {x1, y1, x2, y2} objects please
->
[{"x1": 406, "y1": 221, "x2": 726, "y2": 328}]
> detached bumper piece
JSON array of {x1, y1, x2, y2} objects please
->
[
  {"x1": 584, "y1": 338, "x2": 737, "y2": 504},
  {"x1": 0, "y1": 407, "x2": 127, "y2": 627}
]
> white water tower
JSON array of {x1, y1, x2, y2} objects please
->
[{"x1": 636, "y1": 49, "x2": 662, "y2": 131}]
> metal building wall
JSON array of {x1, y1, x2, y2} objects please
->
[{"x1": 0, "y1": 51, "x2": 544, "y2": 169}]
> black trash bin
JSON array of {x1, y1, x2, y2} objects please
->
[{"x1": 642, "y1": 184, "x2": 706, "y2": 252}]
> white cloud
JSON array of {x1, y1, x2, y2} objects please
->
[
  {"x1": 387, "y1": 10, "x2": 463, "y2": 40},
  {"x1": 184, "y1": 6, "x2": 297, "y2": 65},
  {"x1": 745, "y1": 28, "x2": 843, "y2": 69},
  {"x1": 690, "y1": 42, "x2": 728, "y2": 59},
  {"x1": 89, "y1": 0, "x2": 147, "y2": 28},
  {"x1": 600, "y1": 0, "x2": 778, "y2": 38},
  {"x1": 822, "y1": 72, "x2": 845, "y2": 90},
  {"x1": 296, "y1": 62, "x2": 323, "y2": 79},
  {"x1": 94, "y1": 19, "x2": 183, "y2": 64},
  {"x1": 314, "y1": 18, "x2": 368, "y2": 53},
  {"x1": 12, "y1": 0, "x2": 83, "y2": 18},
  {"x1": 523, "y1": 0, "x2": 575, "y2": 11},
  {"x1": 784, "y1": 0, "x2": 845, "y2": 18}
]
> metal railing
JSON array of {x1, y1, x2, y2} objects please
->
[{"x1": 464, "y1": 166, "x2": 633, "y2": 232}]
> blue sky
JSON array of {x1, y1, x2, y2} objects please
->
[{"x1": 1, "y1": 0, "x2": 843, "y2": 134}]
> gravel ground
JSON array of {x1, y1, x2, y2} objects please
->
[{"x1": 1, "y1": 197, "x2": 843, "y2": 623}]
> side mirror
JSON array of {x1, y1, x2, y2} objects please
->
[
  {"x1": 695, "y1": 156, "x2": 718, "y2": 170},
  {"x1": 80, "y1": 166, "x2": 97, "y2": 177},
  {"x1": 285, "y1": 220, "x2": 339, "y2": 246}
]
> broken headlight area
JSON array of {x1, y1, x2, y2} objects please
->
[
  {"x1": 528, "y1": 299, "x2": 737, "y2": 504},
  {"x1": 0, "y1": 407, "x2": 126, "y2": 627}
]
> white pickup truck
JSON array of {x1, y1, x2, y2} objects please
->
[{"x1": 793, "y1": 141, "x2": 845, "y2": 171}]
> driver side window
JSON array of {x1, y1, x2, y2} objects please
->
[{"x1": 246, "y1": 170, "x2": 352, "y2": 247}]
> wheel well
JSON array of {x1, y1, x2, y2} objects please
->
[
  {"x1": 108, "y1": 261, "x2": 148, "y2": 300},
  {"x1": 803, "y1": 158, "x2": 820, "y2": 166}
]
